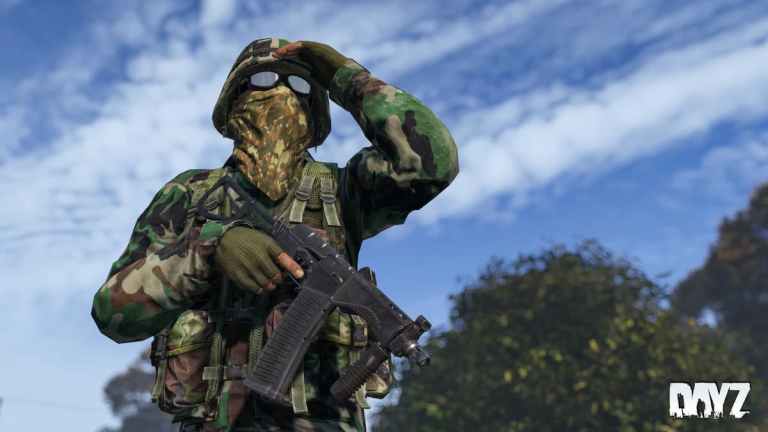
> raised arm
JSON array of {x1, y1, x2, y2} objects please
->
[
  {"x1": 275, "y1": 42, "x2": 460, "y2": 239},
  {"x1": 331, "y1": 60, "x2": 459, "y2": 237}
]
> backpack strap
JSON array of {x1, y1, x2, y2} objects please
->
[
  {"x1": 288, "y1": 170, "x2": 316, "y2": 223},
  {"x1": 150, "y1": 328, "x2": 172, "y2": 410},
  {"x1": 284, "y1": 161, "x2": 344, "y2": 415},
  {"x1": 203, "y1": 277, "x2": 230, "y2": 420},
  {"x1": 320, "y1": 175, "x2": 342, "y2": 227},
  {"x1": 246, "y1": 294, "x2": 268, "y2": 376},
  {"x1": 288, "y1": 162, "x2": 342, "y2": 227}
]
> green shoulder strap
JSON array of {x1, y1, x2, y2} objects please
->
[
  {"x1": 288, "y1": 161, "x2": 342, "y2": 227},
  {"x1": 203, "y1": 277, "x2": 230, "y2": 419},
  {"x1": 284, "y1": 161, "x2": 344, "y2": 415},
  {"x1": 149, "y1": 328, "x2": 171, "y2": 409}
]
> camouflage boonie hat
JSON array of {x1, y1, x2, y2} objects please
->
[{"x1": 212, "y1": 37, "x2": 332, "y2": 147}]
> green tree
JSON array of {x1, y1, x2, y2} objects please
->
[
  {"x1": 373, "y1": 242, "x2": 763, "y2": 432},
  {"x1": 98, "y1": 348, "x2": 174, "y2": 432},
  {"x1": 673, "y1": 184, "x2": 768, "y2": 384}
]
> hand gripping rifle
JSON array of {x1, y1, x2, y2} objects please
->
[{"x1": 197, "y1": 176, "x2": 432, "y2": 404}]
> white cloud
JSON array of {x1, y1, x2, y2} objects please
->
[
  {"x1": 673, "y1": 135, "x2": 768, "y2": 200},
  {"x1": 200, "y1": 0, "x2": 237, "y2": 28},
  {"x1": 0, "y1": 108, "x2": 29, "y2": 161},
  {"x1": 364, "y1": 0, "x2": 568, "y2": 78},
  {"x1": 417, "y1": 18, "x2": 768, "y2": 221}
]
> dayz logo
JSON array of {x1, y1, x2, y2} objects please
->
[{"x1": 669, "y1": 382, "x2": 751, "y2": 419}]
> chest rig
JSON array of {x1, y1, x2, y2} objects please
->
[
  {"x1": 282, "y1": 160, "x2": 345, "y2": 251},
  {"x1": 150, "y1": 160, "x2": 376, "y2": 430}
]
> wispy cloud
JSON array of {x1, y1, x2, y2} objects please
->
[
  {"x1": 200, "y1": 0, "x2": 237, "y2": 28},
  {"x1": 673, "y1": 135, "x2": 768, "y2": 201},
  {"x1": 359, "y1": 0, "x2": 568, "y2": 78},
  {"x1": 0, "y1": 108, "x2": 29, "y2": 161},
  {"x1": 418, "y1": 15, "x2": 768, "y2": 221}
]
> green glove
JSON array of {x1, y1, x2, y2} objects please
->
[
  {"x1": 214, "y1": 226, "x2": 304, "y2": 294},
  {"x1": 274, "y1": 41, "x2": 350, "y2": 89}
]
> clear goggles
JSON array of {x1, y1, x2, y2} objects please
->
[{"x1": 248, "y1": 71, "x2": 311, "y2": 95}]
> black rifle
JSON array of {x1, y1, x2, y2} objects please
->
[{"x1": 197, "y1": 176, "x2": 432, "y2": 404}]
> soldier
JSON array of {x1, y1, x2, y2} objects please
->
[{"x1": 92, "y1": 38, "x2": 459, "y2": 431}]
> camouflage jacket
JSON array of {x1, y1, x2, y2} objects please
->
[{"x1": 92, "y1": 60, "x2": 458, "y2": 425}]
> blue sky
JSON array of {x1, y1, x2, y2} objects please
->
[{"x1": 2, "y1": 0, "x2": 768, "y2": 430}]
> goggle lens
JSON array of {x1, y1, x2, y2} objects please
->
[
  {"x1": 249, "y1": 71, "x2": 279, "y2": 88},
  {"x1": 249, "y1": 72, "x2": 311, "y2": 95},
  {"x1": 287, "y1": 75, "x2": 311, "y2": 95}
]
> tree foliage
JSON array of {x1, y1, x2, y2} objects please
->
[
  {"x1": 673, "y1": 184, "x2": 768, "y2": 383},
  {"x1": 373, "y1": 242, "x2": 763, "y2": 432}
]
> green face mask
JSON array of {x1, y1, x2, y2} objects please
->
[{"x1": 227, "y1": 85, "x2": 313, "y2": 201}]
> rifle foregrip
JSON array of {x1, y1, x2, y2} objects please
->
[{"x1": 331, "y1": 344, "x2": 389, "y2": 402}]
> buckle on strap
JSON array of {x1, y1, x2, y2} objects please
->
[
  {"x1": 319, "y1": 177, "x2": 336, "y2": 204},
  {"x1": 289, "y1": 198, "x2": 308, "y2": 224},
  {"x1": 294, "y1": 174, "x2": 316, "y2": 201},
  {"x1": 319, "y1": 176, "x2": 341, "y2": 227},
  {"x1": 150, "y1": 330, "x2": 169, "y2": 366}
]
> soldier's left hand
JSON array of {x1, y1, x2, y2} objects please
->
[{"x1": 274, "y1": 41, "x2": 349, "y2": 89}]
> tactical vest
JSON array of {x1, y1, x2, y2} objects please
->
[{"x1": 149, "y1": 160, "x2": 393, "y2": 430}]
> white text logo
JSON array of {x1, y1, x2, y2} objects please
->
[{"x1": 669, "y1": 382, "x2": 750, "y2": 419}]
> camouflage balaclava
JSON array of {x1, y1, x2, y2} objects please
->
[
  {"x1": 213, "y1": 38, "x2": 332, "y2": 201},
  {"x1": 227, "y1": 85, "x2": 312, "y2": 200}
]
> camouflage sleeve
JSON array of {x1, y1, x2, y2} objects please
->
[
  {"x1": 91, "y1": 173, "x2": 220, "y2": 343},
  {"x1": 329, "y1": 60, "x2": 459, "y2": 239}
]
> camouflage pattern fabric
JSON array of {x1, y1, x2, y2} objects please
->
[
  {"x1": 92, "y1": 172, "x2": 224, "y2": 342},
  {"x1": 330, "y1": 59, "x2": 459, "y2": 239},
  {"x1": 161, "y1": 310, "x2": 213, "y2": 408},
  {"x1": 92, "y1": 39, "x2": 459, "y2": 431},
  {"x1": 213, "y1": 38, "x2": 331, "y2": 148},
  {"x1": 229, "y1": 85, "x2": 313, "y2": 201}
]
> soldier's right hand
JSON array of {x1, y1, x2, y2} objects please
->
[{"x1": 214, "y1": 226, "x2": 304, "y2": 294}]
